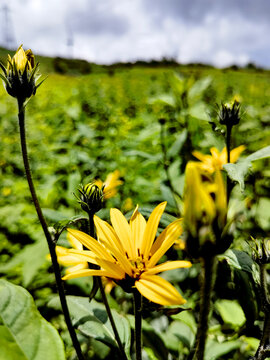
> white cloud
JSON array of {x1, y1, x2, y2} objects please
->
[{"x1": 1, "y1": 0, "x2": 270, "y2": 67}]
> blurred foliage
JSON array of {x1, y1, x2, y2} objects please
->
[{"x1": 0, "y1": 51, "x2": 270, "y2": 359}]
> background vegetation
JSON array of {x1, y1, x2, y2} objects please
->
[{"x1": 0, "y1": 47, "x2": 270, "y2": 359}]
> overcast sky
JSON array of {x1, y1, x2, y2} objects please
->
[{"x1": 1, "y1": 0, "x2": 270, "y2": 68}]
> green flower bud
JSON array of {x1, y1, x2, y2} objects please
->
[
  {"x1": 218, "y1": 100, "x2": 241, "y2": 126},
  {"x1": 77, "y1": 183, "x2": 104, "y2": 214}
]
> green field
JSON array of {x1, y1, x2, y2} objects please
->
[{"x1": 0, "y1": 49, "x2": 270, "y2": 359}]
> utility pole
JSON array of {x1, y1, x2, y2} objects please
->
[
  {"x1": 1, "y1": 3, "x2": 16, "y2": 49},
  {"x1": 66, "y1": 25, "x2": 74, "y2": 59}
]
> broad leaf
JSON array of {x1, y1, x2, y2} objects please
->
[
  {"x1": 205, "y1": 339, "x2": 240, "y2": 360},
  {"x1": 219, "y1": 249, "x2": 257, "y2": 276},
  {"x1": 0, "y1": 280, "x2": 65, "y2": 360},
  {"x1": 0, "y1": 240, "x2": 48, "y2": 287},
  {"x1": 215, "y1": 299, "x2": 246, "y2": 327},
  {"x1": 48, "y1": 296, "x2": 131, "y2": 355},
  {"x1": 223, "y1": 145, "x2": 270, "y2": 190}
]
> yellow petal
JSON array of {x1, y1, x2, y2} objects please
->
[
  {"x1": 145, "y1": 260, "x2": 192, "y2": 275},
  {"x1": 97, "y1": 241, "x2": 133, "y2": 277},
  {"x1": 62, "y1": 269, "x2": 113, "y2": 280},
  {"x1": 68, "y1": 249, "x2": 99, "y2": 265},
  {"x1": 67, "y1": 231, "x2": 83, "y2": 250},
  {"x1": 94, "y1": 258, "x2": 125, "y2": 279},
  {"x1": 148, "y1": 219, "x2": 183, "y2": 268},
  {"x1": 56, "y1": 246, "x2": 88, "y2": 266},
  {"x1": 94, "y1": 215, "x2": 124, "y2": 253},
  {"x1": 150, "y1": 219, "x2": 182, "y2": 255},
  {"x1": 110, "y1": 208, "x2": 134, "y2": 258},
  {"x1": 130, "y1": 205, "x2": 146, "y2": 252},
  {"x1": 94, "y1": 216, "x2": 133, "y2": 276},
  {"x1": 192, "y1": 150, "x2": 210, "y2": 163},
  {"x1": 65, "y1": 263, "x2": 88, "y2": 274},
  {"x1": 230, "y1": 145, "x2": 245, "y2": 163},
  {"x1": 141, "y1": 202, "x2": 167, "y2": 259},
  {"x1": 67, "y1": 229, "x2": 114, "y2": 262},
  {"x1": 214, "y1": 170, "x2": 227, "y2": 226},
  {"x1": 219, "y1": 147, "x2": 227, "y2": 164},
  {"x1": 135, "y1": 275, "x2": 186, "y2": 305}
]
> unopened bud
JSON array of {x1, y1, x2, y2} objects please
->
[
  {"x1": 0, "y1": 45, "x2": 43, "y2": 102},
  {"x1": 218, "y1": 100, "x2": 241, "y2": 126},
  {"x1": 77, "y1": 183, "x2": 104, "y2": 214}
]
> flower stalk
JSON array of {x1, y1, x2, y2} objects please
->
[
  {"x1": 252, "y1": 263, "x2": 270, "y2": 360},
  {"x1": 193, "y1": 256, "x2": 216, "y2": 360},
  {"x1": 17, "y1": 100, "x2": 84, "y2": 360},
  {"x1": 133, "y1": 289, "x2": 143, "y2": 360},
  {"x1": 226, "y1": 123, "x2": 233, "y2": 203}
]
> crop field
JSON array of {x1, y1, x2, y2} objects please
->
[{"x1": 0, "y1": 49, "x2": 270, "y2": 359}]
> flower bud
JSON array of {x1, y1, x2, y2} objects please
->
[
  {"x1": 218, "y1": 100, "x2": 241, "y2": 126},
  {"x1": 77, "y1": 183, "x2": 104, "y2": 214},
  {"x1": 0, "y1": 45, "x2": 42, "y2": 102}
]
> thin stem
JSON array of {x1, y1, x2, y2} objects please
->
[
  {"x1": 17, "y1": 99, "x2": 84, "y2": 360},
  {"x1": 252, "y1": 264, "x2": 270, "y2": 360},
  {"x1": 226, "y1": 124, "x2": 232, "y2": 204},
  {"x1": 88, "y1": 213, "x2": 128, "y2": 360},
  {"x1": 260, "y1": 264, "x2": 269, "y2": 306},
  {"x1": 133, "y1": 290, "x2": 142, "y2": 360},
  {"x1": 193, "y1": 256, "x2": 216, "y2": 360}
]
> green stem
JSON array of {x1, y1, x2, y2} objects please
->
[
  {"x1": 133, "y1": 290, "x2": 142, "y2": 360},
  {"x1": 88, "y1": 213, "x2": 128, "y2": 360},
  {"x1": 193, "y1": 256, "x2": 216, "y2": 360},
  {"x1": 17, "y1": 99, "x2": 84, "y2": 360}
]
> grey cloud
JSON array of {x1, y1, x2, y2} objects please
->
[
  {"x1": 143, "y1": 0, "x2": 270, "y2": 24},
  {"x1": 67, "y1": 1, "x2": 129, "y2": 36}
]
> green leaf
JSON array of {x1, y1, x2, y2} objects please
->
[
  {"x1": 223, "y1": 145, "x2": 270, "y2": 190},
  {"x1": 48, "y1": 296, "x2": 131, "y2": 354},
  {"x1": 188, "y1": 102, "x2": 209, "y2": 121},
  {"x1": 188, "y1": 76, "x2": 212, "y2": 103},
  {"x1": 0, "y1": 240, "x2": 48, "y2": 287},
  {"x1": 205, "y1": 339, "x2": 240, "y2": 360},
  {"x1": 256, "y1": 197, "x2": 270, "y2": 231},
  {"x1": 215, "y1": 299, "x2": 246, "y2": 327},
  {"x1": 166, "y1": 320, "x2": 195, "y2": 349},
  {"x1": 0, "y1": 326, "x2": 27, "y2": 360},
  {"x1": 219, "y1": 249, "x2": 257, "y2": 275},
  {"x1": 167, "y1": 130, "x2": 188, "y2": 158},
  {"x1": 0, "y1": 280, "x2": 65, "y2": 360}
]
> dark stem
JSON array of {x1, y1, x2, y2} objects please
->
[
  {"x1": 133, "y1": 290, "x2": 142, "y2": 360},
  {"x1": 226, "y1": 124, "x2": 232, "y2": 204},
  {"x1": 192, "y1": 256, "x2": 216, "y2": 360},
  {"x1": 17, "y1": 99, "x2": 84, "y2": 360},
  {"x1": 87, "y1": 213, "x2": 128, "y2": 360},
  {"x1": 252, "y1": 264, "x2": 270, "y2": 360}
]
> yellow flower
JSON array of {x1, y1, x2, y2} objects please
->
[
  {"x1": 95, "y1": 170, "x2": 123, "y2": 199},
  {"x1": 192, "y1": 145, "x2": 245, "y2": 173},
  {"x1": 60, "y1": 202, "x2": 192, "y2": 305},
  {"x1": 184, "y1": 162, "x2": 227, "y2": 240}
]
